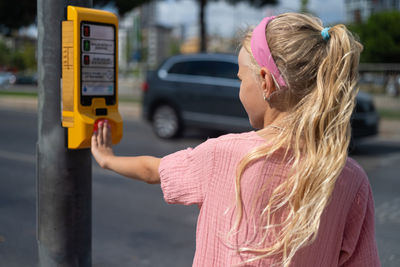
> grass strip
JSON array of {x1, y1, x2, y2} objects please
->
[
  {"x1": 0, "y1": 90, "x2": 38, "y2": 97},
  {"x1": 378, "y1": 109, "x2": 400, "y2": 120},
  {"x1": 119, "y1": 96, "x2": 141, "y2": 103}
]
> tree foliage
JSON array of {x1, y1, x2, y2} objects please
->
[
  {"x1": 99, "y1": 0, "x2": 279, "y2": 52},
  {"x1": 0, "y1": 40, "x2": 36, "y2": 71},
  {"x1": 94, "y1": 0, "x2": 150, "y2": 15},
  {"x1": 97, "y1": 0, "x2": 279, "y2": 52},
  {"x1": 348, "y1": 11, "x2": 400, "y2": 63},
  {"x1": 0, "y1": 0, "x2": 36, "y2": 35},
  {"x1": 226, "y1": 0, "x2": 277, "y2": 7},
  {"x1": 300, "y1": 0, "x2": 309, "y2": 13},
  {"x1": 0, "y1": 0, "x2": 148, "y2": 35}
]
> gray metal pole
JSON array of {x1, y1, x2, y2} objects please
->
[{"x1": 37, "y1": 0, "x2": 93, "y2": 266}]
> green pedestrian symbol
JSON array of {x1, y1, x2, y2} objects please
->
[{"x1": 83, "y1": 40, "x2": 90, "y2": 51}]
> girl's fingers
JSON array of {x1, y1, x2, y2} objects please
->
[
  {"x1": 102, "y1": 120, "x2": 109, "y2": 145},
  {"x1": 97, "y1": 121, "x2": 104, "y2": 145},
  {"x1": 92, "y1": 131, "x2": 98, "y2": 147},
  {"x1": 105, "y1": 121, "x2": 112, "y2": 146},
  {"x1": 92, "y1": 120, "x2": 112, "y2": 147}
]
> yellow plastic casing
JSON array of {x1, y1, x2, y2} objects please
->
[{"x1": 62, "y1": 6, "x2": 122, "y2": 149}]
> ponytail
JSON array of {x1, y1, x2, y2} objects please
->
[{"x1": 231, "y1": 13, "x2": 363, "y2": 267}]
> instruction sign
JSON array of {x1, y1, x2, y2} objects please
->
[{"x1": 80, "y1": 22, "x2": 115, "y2": 97}]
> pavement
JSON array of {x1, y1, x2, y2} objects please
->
[{"x1": 374, "y1": 94, "x2": 400, "y2": 111}]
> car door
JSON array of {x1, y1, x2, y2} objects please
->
[
  {"x1": 164, "y1": 60, "x2": 215, "y2": 126},
  {"x1": 206, "y1": 60, "x2": 251, "y2": 131}
]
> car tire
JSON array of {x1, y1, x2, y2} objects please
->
[{"x1": 152, "y1": 104, "x2": 181, "y2": 139}]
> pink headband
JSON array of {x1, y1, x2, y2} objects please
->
[{"x1": 251, "y1": 16, "x2": 287, "y2": 88}]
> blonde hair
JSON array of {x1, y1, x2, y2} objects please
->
[{"x1": 231, "y1": 13, "x2": 363, "y2": 266}]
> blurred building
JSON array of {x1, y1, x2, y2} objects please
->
[
  {"x1": 208, "y1": 35, "x2": 237, "y2": 53},
  {"x1": 345, "y1": 0, "x2": 400, "y2": 23},
  {"x1": 180, "y1": 35, "x2": 237, "y2": 54},
  {"x1": 146, "y1": 24, "x2": 173, "y2": 68},
  {"x1": 119, "y1": 2, "x2": 174, "y2": 70},
  {"x1": 119, "y1": 9, "x2": 140, "y2": 70},
  {"x1": 180, "y1": 37, "x2": 199, "y2": 54}
]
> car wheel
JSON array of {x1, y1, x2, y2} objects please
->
[{"x1": 152, "y1": 105, "x2": 181, "y2": 138}]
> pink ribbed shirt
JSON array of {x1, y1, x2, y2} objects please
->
[{"x1": 159, "y1": 131, "x2": 380, "y2": 266}]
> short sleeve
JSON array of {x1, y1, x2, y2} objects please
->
[
  {"x1": 339, "y1": 179, "x2": 381, "y2": 267},
  {"x1": 158, "y1": 138, "x2": 217, "y2": 206}
]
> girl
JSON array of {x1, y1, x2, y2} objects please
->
[{"x1": 92, "y1": 13, "x2": 380, "y2": 267}]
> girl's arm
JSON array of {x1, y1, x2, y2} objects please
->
[{"x1": 91, "y1": 120, "x2": 161, "y2": 184}]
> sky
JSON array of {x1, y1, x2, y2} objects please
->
[
  {"x1": 158, "y1": 0, "x2": 346, "y2": 38},
  {"x1": 19, "y1": 0, "x2": 346, "y2": 38}
]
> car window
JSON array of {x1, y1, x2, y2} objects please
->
[
  {"x1": 168, "y1": 62, "x2": 191, "y2": 75},
  {"x1": 168, "y1": 60, "x2": 238, "y2": 80},
  {"x1": 213, "y1": 61, "x2": 238, "y2": 80}
]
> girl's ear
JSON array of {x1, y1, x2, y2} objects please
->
[{"x1": 260, "y1": 67, "x2": 276, "y2": 97}]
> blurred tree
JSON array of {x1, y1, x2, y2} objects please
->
[
  {"x1": 98, "y1": 0, "x2": 279, "y2": 52},
  {"x1": 10, "y1": 51, "x2": 26, "y2": 71},
  {"x1": 0, "y1": 41, "x2": 11, "y2": 67},
  {"x1": 169, "y1": 37, "x2": 181, "y2": 56},
  {"x1": 94, "y1": 0, "x2": 151, "y2": 15},
  {"x1": 0, "y1": 40, "x2": 36, "y2": 71},
  {"x1": 0, "y1": 0, "x2": 36, "y2": 36},
  {"x1": 348, "y1": 11, "x2": 400, "y2": 63},
  {"x1": 0, "y1": 0, "x2": 280, "y2": 53},
  {"x1": 0, "y1": 0, "x2": 149, "y2": 35},
  {"x1": 96, "y1": 0, "x2": 279, "y2": 52},
  {"x1": 21, "y1": 43, "x2": 37, "y2": 70},
  {"x1": 300, "y1": 0, "x2": 309, "y2": 13}
]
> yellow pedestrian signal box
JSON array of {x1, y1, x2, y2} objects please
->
[{"x1": 62, "y1": 6, "x2": 122, "y2": 149}]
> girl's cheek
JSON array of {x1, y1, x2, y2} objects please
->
[
  {"x1": 238, "y1": 89, "x2": 242, "y2": 102},
  {"x1": 239, "y1": 86, "x2": 245, "y2": 103}
]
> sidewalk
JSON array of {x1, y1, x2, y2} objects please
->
[
  {"x1": 371, "y1": 94, "x2": 400, "y2": 141},
  {"x1": 0, "y1": 95, "x2": 141, "y2": 121},
  {"x1": 373, "y1": 94, "x2": 400, "y2": 111},
  {"x1": 0, "y1": 94, "x2": 399, "y2": 141}
]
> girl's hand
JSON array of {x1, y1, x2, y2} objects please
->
[{"x1": 91, "y1": 120, "x2": 114, "y2": 169}]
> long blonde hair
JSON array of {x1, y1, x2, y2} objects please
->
[{"x1": 231, "y1": 13, "x2": 363, "y2": 266}]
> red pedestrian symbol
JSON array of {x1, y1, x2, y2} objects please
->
[
  {"x1": 84, "y1": 55, "x2": 90, "y2": 65},
  {"x1": 83, "y1": 26, "x2": 90, "y2": 37}
]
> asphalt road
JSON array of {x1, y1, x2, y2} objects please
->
[{"x1": 0, "y1": 107, "x2": 399, "y2": 267}]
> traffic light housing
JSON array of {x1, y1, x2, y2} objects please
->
[{"x1": 62, "y1": 5, "x2": 122, "y2": 149}]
